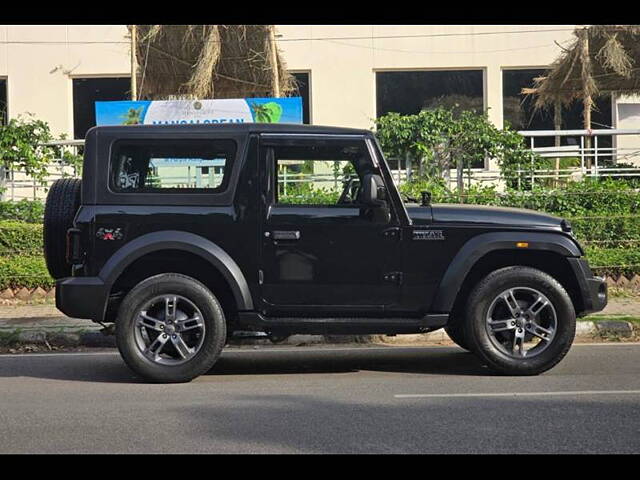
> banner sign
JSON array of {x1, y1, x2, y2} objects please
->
[{"x1": 95, "y1": 97, "x2": 303, "y2": 126}]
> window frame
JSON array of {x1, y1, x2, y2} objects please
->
[
  {"x1": 289, "y1": 70, "x2": 312, "y2": 125},
  {"x1": 108, "y1": 138, "x2": 236, "y2": 195},
  {"x1": 0, "y1": 77, "x2": 7, "y2": 126},
  {"x1": 72, "y1": 76, "x2": 131, "y2": 140},
  {"x1": 92, "y1": 130, "x2": 248, "y2": 206},
  {"x1": 262, "y1": 135, "x2": 380, "y2": 208},
  {"x1": 374, "y1": 68, "x2": 486, "y2": 118},
  {"x1": 374, "y1": 68, "x2": 487, "y2": 169},
  {"x1": 259, "y1": 134, "x2": 399, "y2": 225}
]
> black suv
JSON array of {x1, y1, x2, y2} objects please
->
[{"x1": 44, "y1": 123, "x2": 607, "y2": 382}]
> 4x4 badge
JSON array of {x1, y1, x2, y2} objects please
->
[
  {"x1": 96, "y1": 227, "x2": 124, "y2": 241},
  {"x1": 413, "y1": 230, "x2": 445, "y2": 241}
]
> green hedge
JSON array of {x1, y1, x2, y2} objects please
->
[
  {"x1": 0, "y1": 256, "x2": 53, "y2": 290},
  {"x1": 1, "y1": 180, "x2": 639, "y2": 287},
  {"x1": 401, "y1": 178, "x2": 640, "y2": 245},
  {"x1": 0, "y1": 220, "x2": 43, "y2": 256},
  {"x1": 584, "y1": 247, "x2": 640, "y2": 277},
  {"x1": 400, "y1": 178, "x2": 640, "y2": 276},
  {"x1": 0, "y1": 199, "x2": 45, "y2": 224}
]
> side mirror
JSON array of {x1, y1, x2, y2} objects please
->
[{"x1": 361, "y1": 174, "x2": 388, "y2": 207}]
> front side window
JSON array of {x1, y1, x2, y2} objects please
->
[
  {"x1": 272, "y1": 140, "x2": 378, "y2": 206},
  {"x1": 110, "y1": 139, "x2": 236, "y2": 193}
]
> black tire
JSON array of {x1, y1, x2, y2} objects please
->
[
  {"x1": 465, "y1": 266, "x2": 576, "y2": 376},
  {"x1": 43, "y1": 178, "x2": 81, "y2": 279},
  {"x1": 445, "y1": 316, "x2": 470, "y2": 351},
  {"x1": 115, "y1": 273, "x2": 227, "y2": 383}
]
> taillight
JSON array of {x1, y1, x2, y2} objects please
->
[{"x1": 66, "y1": 228, "x2": 83, "y2": 264}]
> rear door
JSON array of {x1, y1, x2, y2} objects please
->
[{"x1": 258, "y1": 134, "x2": 402, "y2": 315}]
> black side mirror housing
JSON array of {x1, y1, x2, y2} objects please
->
[{"x1": 362, "y1": 174, "x2": 387, "y2": 207}]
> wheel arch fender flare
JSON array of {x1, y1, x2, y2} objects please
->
[
  {"x1": 430, "y1": 231, "x2": 581, "y2": 313},
  {"x1": 99, "y1": 230, "x2": 253, "y2": 311}
]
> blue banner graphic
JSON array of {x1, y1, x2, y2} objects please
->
[{"x1": 95, "y1": 97, "x2": 303, "y2": 126}]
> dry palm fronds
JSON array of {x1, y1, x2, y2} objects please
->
[
  {"x1": 526, "y1": 25, "x2": 640, "y2": 109},
  {"x1": 130, "y1": 25, "x2": 296, "y2": 100}
]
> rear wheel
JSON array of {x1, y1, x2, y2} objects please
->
[
  {"x1": 115, "y1": 273, "x2": 226, "y2": 383},
  {"x1": 465, "y1": 266, "x2": 575, "y2": 376}
]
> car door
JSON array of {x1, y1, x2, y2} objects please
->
[{"x1": 258, "y1": 134, "x2": 402, "y2": 315}]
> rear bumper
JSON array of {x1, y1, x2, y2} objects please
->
[
  {"x1": 568, "y1": 258, "x2": 608, "y2": 316},
  {"x1": 56, "y1": 276, "x2": 109, "y2": 320}
]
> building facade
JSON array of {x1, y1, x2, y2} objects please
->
[{"x1": 1, "y1": 24, "x2": 640, "y2": 141}]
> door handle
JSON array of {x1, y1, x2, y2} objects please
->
[{"x1": 270, "y1": 230, "x2": 301, "y2": 241}]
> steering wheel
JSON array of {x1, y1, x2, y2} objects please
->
[{"x1": 337, "y1": 177, "x2": 357, "y2": 204}]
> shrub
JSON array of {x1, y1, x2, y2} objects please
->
[
  {"x1": 374, "y1": 108, "x2": 545, "y2": 190},
  {"x1": 584, "y1": 247, "x2": 640, "y2": 277},
  {"x1": 399, "y1": 178, "x2": 640, "y2": 276},
  {"x1": 0, "y1": 256, "x2": 53, "y2": 290},
  {"x1": 0, "y1": 199, "x2": 45, "y2": 223},
  {"x1": 0, "y1": 114, "x2": 55, "y2": 184},
  {"x1": 0, "y1": 221, "x2": 43, "y2": 256}
]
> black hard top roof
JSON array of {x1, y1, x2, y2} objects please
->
[{"x1": 86, "y1": 122, "x2": 371, "y2": 138}]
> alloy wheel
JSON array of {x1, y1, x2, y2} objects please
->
[{"x1": 485, "y1": 287, "x2": 557, "y2": 358}]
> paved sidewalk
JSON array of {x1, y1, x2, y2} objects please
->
[
  {"x1": 1, "y1": 297, "x2": 637, "y2": 325},
  {"x1": 0, "y1": 298, "x2": 637, "y2": 349},
  {"x1": 0, "y1": 304, "x2": 98, "y2": 331},
  {"x1": 597, "y1": 297, "x2": 640, "y2": 316}
]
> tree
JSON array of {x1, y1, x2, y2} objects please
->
[
  {"x1": 374, "y1": 108, "x2": 544, "y2": 195},
  {"x1": 0, "y1": 115, "x2": 55, "y2": 195},
  {"x1": 131, "y1": 25, "x2": 297, "y2": 100},
  {"x1": 524, "y1": 25, "x2": 640, "y2": 169}
]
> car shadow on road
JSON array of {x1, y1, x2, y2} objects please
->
[
  {"x1": 0, "y1": 346, "x2": 489, "y2": 383},
  {"x1": 207, "y1": 346, "x2": 489, "y2": 377}
]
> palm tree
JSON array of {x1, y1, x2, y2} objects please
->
[
  {"x1": 121, "y1": 107, "x2": 143, "y2": 125},
  {"x1": 524, "y1": 25, "x2": 640, "y2": 169}
]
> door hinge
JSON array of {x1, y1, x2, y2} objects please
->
[
  {"x1": 382, "y1": 227, "x2": 401, "y2": 240},
  {"x1": 383, "y1": 271, "x2": 403, "y2": 285}
]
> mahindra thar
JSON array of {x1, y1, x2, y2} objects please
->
[{"x1": 43, "y1": 123, "x2": 607, "y2": 382}]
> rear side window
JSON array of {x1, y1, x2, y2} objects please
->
[{"x1": 110, "y1": 139, "x2": 236, "y2": 193}]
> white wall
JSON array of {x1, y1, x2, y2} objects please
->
[
  {"x1": 276, "y1": 25, "x2": 578, "y2": 129},
  {"x1": 0, "y1": 25, "x2": 130, "y2": 136},
  {"x1": 2, "y1": 23, "x2": 640, "y2": 150}
]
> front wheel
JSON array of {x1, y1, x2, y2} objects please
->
[
  {"x1": 115, "y1": 273, "x2": 226, "y2": 383},
  {"x1": 465, "y1": 266, "x2": 576, "y2": 376}
]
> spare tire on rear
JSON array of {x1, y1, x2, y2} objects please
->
[{"x1": 43, "y1": 178, "x2": 82, "y2": 279}]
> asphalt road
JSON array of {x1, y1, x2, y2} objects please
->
[{"x1": 0, "y1": 343, "x2": 639, "y2": 453}]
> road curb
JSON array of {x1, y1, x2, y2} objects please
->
[{"x1": 0, "y1": 320, "x2": 635, "y2": 349}]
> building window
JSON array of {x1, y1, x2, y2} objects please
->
[
  {"x1": 503, "y1": 69, "x2": 612, "y2": 131},
  {"x1": 291, "y1": 72, "x2": 311, "y2": 124},
  {"x1": 503, "y1": 68, "x2": 612, "y2": 154},
  {"x1": 0, "y1": 79, "x2": 7, "y2": 126},
  {"x1": 376, "y1": 70, "x2": 484, "y2": 118},
  {"x1": 73, "y1": 77, "x2": 131, "y2": 139}
]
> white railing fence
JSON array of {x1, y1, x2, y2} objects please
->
[
  {"x1": 2, "y1": 130, "x2": 640, "y2": 201},
  {"x1": 0, "y1": 140, "x2": 83, "y2": 201}
]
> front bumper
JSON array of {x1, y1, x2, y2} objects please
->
[
  {"x1": 56, "y1": 276, "x2": 109, "y2": 321},
  {"x1": 568, "y1": 258, "x2": 608, "y2": 316}
]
